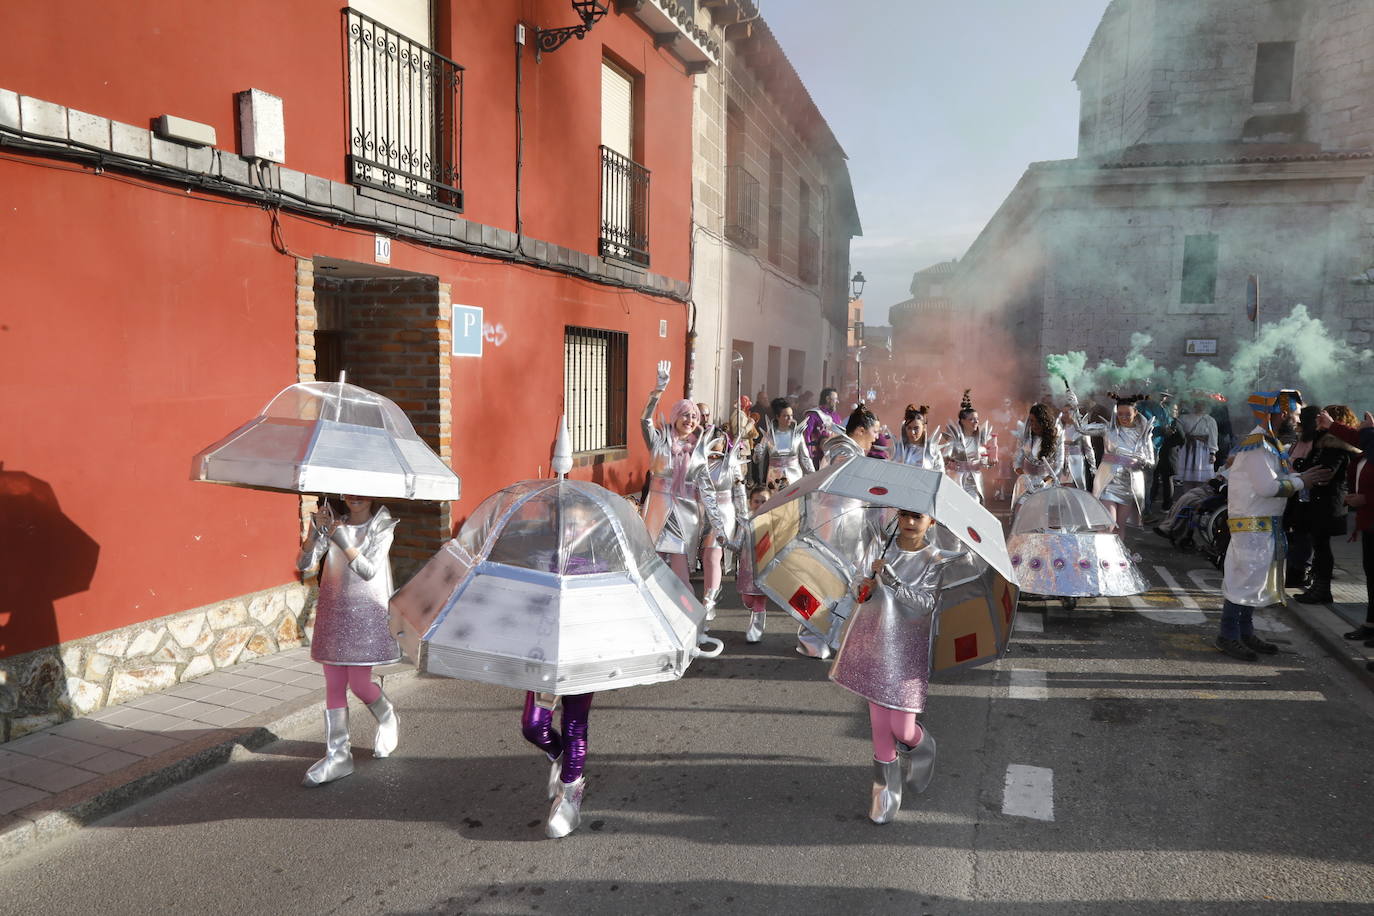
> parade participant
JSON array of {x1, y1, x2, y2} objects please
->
[
  {"x1": 734, "y1": 484, "x2": 772, "y2": 643},
  {"x1": 699, "y1": 408, "x2": 750, "y2": 620},
  {"x1": 803, "y1": 387, "x2": 844, "y2": 466},
  {"x1": 1079, "y1": 393, "x2": 1156, "y2": 533},
  {"x1": 1215, "y1": 390, "x2": 1331, "y2": 661},
  {"x1": 760, "y1": 396, "x2": 816, "y2": 488},
  {"x1": 296, "y1": 495, "x2": 401, "y2": 787},
  {"x1": 891, "y1": 404, "x2": 944, "y2": 470},
  {"x1": 798, "y1": 404, "x2": 887, "y2": 658},
  {"x1": 1177, "y1": 396, "x2": 1220, "y2": 488},
  {"x1": 1060, "y1": 401, "x2": 1094, "y2": 489},
  {"x1": 640, "y1": 361, "x2": 726, "y2": 585},
  {"x1": 829, "y1": 509, "x2": 963, "y2": 824},
  {"x1": 1010, "y1": 403, "x2": 1065, "y2": 507},
  {"x1": 944, "y1": 390, "x2": 995, "y2": 503}
]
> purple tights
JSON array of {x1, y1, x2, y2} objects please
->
[{"x1": 521, "y1": 691, "x2": 595, "y2": 783}]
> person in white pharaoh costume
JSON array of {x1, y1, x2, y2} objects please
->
[
  {"x1": 1010, "y1": 403, "x2": 1066, "y2": 508},
  {"x1": 943, "y1": 390, "x2": 996, "y2": 504},
  {"x1": 1213, "y1": 389, "x2": 1331, "y2": 661},
  {"x1": 1077, "y1": 392, "x2": 1156, "y2": 532}
]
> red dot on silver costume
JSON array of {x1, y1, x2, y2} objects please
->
[
  {"x1": 967, "y1": 527, "x2": 982, "y2": 543},
  {"x1": 868, "y1": 486, "x2": 889, "y2": 496}
]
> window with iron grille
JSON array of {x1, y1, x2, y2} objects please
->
[
  {"x1": 797, "y1": 180, "x2": 819, "y2": 285},
  {"x1": 565, "y1": 327, "x2": 629, "y2": 453},
  {"x1": 726, "y1": 165, "x2": 760, "y2": 249},
  {"x1": 767, "y1": 146, "x2": 783, "y2": 266},
  {"x1": 343, "y1": 7, "x2": 464, "y2": 209}
]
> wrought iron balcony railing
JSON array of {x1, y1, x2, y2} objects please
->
[
  {"x1": 600, "y1": 145, "x2": 651, "y2": 267},
  {"x1": 798, "y1": 227, "x2": 821, "y2": 285},
  {"x1": 725, "y1": 165, "x2": 760, "y2": 249},
  {"x1": 344, "y1": 8, "x2": 464, "y2": 209}
]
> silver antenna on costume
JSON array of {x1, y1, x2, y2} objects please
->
[{"x1": 552, "y1": 414, "x2": 573, "y2": 479}]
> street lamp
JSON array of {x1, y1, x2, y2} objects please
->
[{"x1": 850, "y1": 270, "x2": 866, "y2": 301}]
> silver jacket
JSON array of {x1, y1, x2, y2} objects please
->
[
  {"x1": 298, "y1": 507, "x2": 401, "y2": 666},
  {"x1": 702, "y1": 427, "x2": 747, "y2": 542},
  {"x1": 640, "y1": 387, "x2": 725, "y2": 555},
  {"x1": 1060, "y1": 424, "x2": 1093, "y2": 489},
  {"x1": 890, "y1": 432, "x2": 946, "y2": 471},
  {"x1": 1011, "y1": 432, "x2": 1066, "y2": 505},
  {"x1": 760, "y1": 422, "x2": 816, "y2": 485},
  {"x1": 943, "y1": 421, "x2": 994, "y2": 502},
  {"x1": 1082, "y1": 415, "x2": 1155, "y2": 518}
]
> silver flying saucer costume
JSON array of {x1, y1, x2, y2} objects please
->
[
  {"x1": 943, "y1": 422, "x2": 994, "y2": 503},
  {"x1": 1006, "y1": 486, "x2": 1147, "y2": 598},
  {"x1": 1081, "y1": 414, "x2": 1155, "y2": 525},
  {"x1": 1010, "y1": 432, "x2": 1066, "y2": 507},
  {"x1": 297, "y1": 507, "x2": 402, "y2": 666},
  {"x1": 829, "y1": 534, "x2": 967, "y2": 713},
  {"x1": 640, "y1": 387, "x2": 724, "y2": 555},
  {"x1": 760, "y1": 421, "x2": 816, "y2": 486}
]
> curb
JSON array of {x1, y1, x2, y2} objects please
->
[
  {"x1": 1280, "y1": 602, "x2": 1374, "y2": 691},
  {"x1": 0, "y1": 664, "x2": 419, "y2": 864}
]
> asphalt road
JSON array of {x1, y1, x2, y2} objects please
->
[{"x1": 3, "y1": 530, "x2": 1373, "y2": 915}]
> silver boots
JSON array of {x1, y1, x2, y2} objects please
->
[
  {"x1": 367, "y1": 689, "x2": 399, "y2": 758},
  {"x1": 546, "y1": 776, "x2": 586, "y2": 838},
  {"x1": 702, "y1": 586, "x2": 721, "y2": 621},
  {"x1": 547, "y1": 754, "x2": 564, "y2": 799},
  {"x1": 303, "y1": 707, "x2": 353, "y2": 787},
  {"x1": 896, "y1": 728, "x2": 937, "y2": 794},
  {"x1": 869, "y1": 757, "x2": 903, "y2": 824},
  {"x1": 745, "y1": 610, "x2": 766, "y2": 643}
]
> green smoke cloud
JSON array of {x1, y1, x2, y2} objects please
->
[{"x1": 1045, "y1": 305, "x2": 1373, "y2": 408}]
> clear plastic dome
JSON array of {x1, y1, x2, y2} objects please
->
[
  {"x1": 459, "y1": 479, "x2": 659, "y2": 577},
  {"x1": 263, "y1": 381, "x2": 423, "y2": 440}
]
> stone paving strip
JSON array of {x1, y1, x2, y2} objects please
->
[{"x1": 0, "y1": 647, "x2": 414, "y2": 862}]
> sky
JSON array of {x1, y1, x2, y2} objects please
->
[{"x1": 763, "y1": 0, "x2": 1112, "y2": 326}]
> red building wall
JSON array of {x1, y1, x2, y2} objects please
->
[{"x1": 1, "y1": 1, "x2": 696, "y2": 658}]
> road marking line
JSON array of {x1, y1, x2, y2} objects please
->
[
  {"x1": 1016, "y1": 612, "x2": 1044, "y2": 634},
  {"x1": 930, "y1": 684, "x2": 1323, "y2": 701},
  {"x1": 1126, "y1": 591, "x2": 1204, "y2": 626},
  {"x1": 1186, "y1": 570, "x2": 1290, "y2": 633},
  {"x1": 1003, "y1": 764, "x2": 1054, "y2": 821},
  {"x1": 1008, "y1": 668, "x2": 1048, "y2": 700}
]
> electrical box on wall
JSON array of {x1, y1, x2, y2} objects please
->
[{"x1": 236, "y1": 89, "x2": 286, "y2": 163}]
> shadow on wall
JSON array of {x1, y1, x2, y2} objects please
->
[{"x1": 0, "y1": 464, "x2": 101, "y2": 734}]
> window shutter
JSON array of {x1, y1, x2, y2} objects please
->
[{"x1": 601, "y1": 62, "x2": 634, "y2": 159}]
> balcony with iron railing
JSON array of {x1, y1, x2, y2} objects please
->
[
  {"x1": 725, "y1": 165, "x2": 760, "y2": 249},
  {"x1": 344, "y1": 8, "x2": 464, "y2": 209},
  {"x1": 600, "y1": 145, "x2": 651, "y2": 268}
]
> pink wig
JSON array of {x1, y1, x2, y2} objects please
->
[{"x1": 668, "y1": 398, "x2": 699, "y2": 427}]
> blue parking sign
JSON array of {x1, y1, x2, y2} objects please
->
[{"x1": 452, "y1": 304, "x2": 483, "y2": 357}]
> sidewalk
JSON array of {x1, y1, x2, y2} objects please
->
[
  {"x1": 0, "y1": 648, "x2": 414, "y2": 861},
  {"x1": 1282, "y1": 534, "x2": 1374, "y2": 685}
]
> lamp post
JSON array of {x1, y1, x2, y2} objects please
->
[{"x1": 848, "y1": 270, "x2": 866, "y2": 403}]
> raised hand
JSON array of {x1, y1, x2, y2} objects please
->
[{"x1": 655, "y1": 360, "x2": 671, "y2": 390}]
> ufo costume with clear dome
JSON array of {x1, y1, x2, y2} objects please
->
[
  {"x1": 193, "y1": 377, "x2": 459, "y2": 789},
  {"x1": 390, "y1": 462, "x2": 720, "y2": 838},
  {"x1": 1010, "y1": 426, "x2": 1066, "y2": 508},
  {"x1": 1006, "y1": 485, "x2": 1147, "y2": 606}
]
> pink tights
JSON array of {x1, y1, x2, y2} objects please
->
[
  {"x1": 665, "y1": 552, "x2": 691, "y2": 585},
  {"x1": 701, "y1": 545, "x2": 723, "y2": 595},
  {"x1": 868, "y1": 702, "x2": 923, "y2": 763},
  {"x1": 323, "y1": 664, "x2": 382, "y2": 709},
  {"x1": 743, "y1": 594, "x2": 767, "y2": 613}
]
